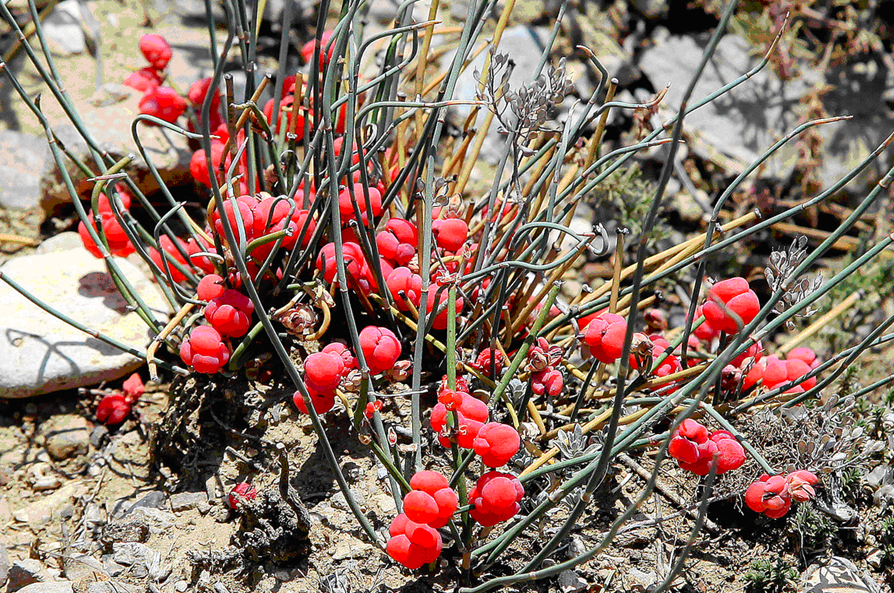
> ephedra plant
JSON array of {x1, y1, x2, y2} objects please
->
[{"x1": 2, "y1": 0, "x2": 894, "y2": 589}]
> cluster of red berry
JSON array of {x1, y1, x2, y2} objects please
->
[
  {"x1": 124, "y1": 35, "x2": 188, "y2": 125},
  {"x1": 95, "y1": 372, "x2": 145, "y2": 425},
  {"x1": 668, "y1": 419, "x2": 745, "y2": 476},
  {"x1": 744, "y1": 470, "x2": 819, "y2": 518},
  {"x1": 78, "y1": 187, "x2": 136, "y2": 258}
]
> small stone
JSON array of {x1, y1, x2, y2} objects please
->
[
  {"x1": 558, "y1": 569, "x2": 588, "y2": 593},
  {"x1": 802, "y1": 556, "x2": 884, "y2": 593},
  {"x1": 89, "y1": 425, "x2": 108, "y2": 448},
  {"x1": 35, "y1": 233, "x2": 84, "y2": 255},
  {"x1": 7, "y1": 559, "x2": 50, "y2": 592},
  {"x1": 331, "y1": 541, "x2": 372, "y2": 561},
  {"x1": 330, "y1": 489, "x2": 363, "y2": 512},
  {"x1": 126, "y1": 490, "x2": 166, "y2": 514},
  {"x1": 170, "y1": 491, "x2": 207, "y2": 512},
  {"x1": 41, "y1": 0, "x2": 87, "y2": 55},
  {"x1": 866, "y1": 549, "x2": 883, "y2": 569},
  {"x1": 63, "y1": 553, "x2": 106, "y2": 583},
  {"x1": 627, "y1": 567, "x2": 658, "y2": 593},
  {"x1": 41, "y1": 415, "x2": 91, "y2": 460},
  {"x1": 100, "y1": 556, "x2": 125, "y2": 578},
  {"x1": 128, "y1": 507, "x2": 175, "y2": 533},
  {"x1": 15, "y1": 583, "x2": 74, "y2": 593},
  {"x1": 0, "y1": 544, "x2": 9, "y2": 586},
  {"x1": 86, "y1": 583, "x2": 140, "y2": 593},
  {"x1": 12, "y1": 482, "x2": 86, "y2": 525},
  {"x1": 174, "y1": 580, "x2": 188, "y2": 592},
  {"x1": 101, "y1": 514, "x2": 149, "y2": 545}
]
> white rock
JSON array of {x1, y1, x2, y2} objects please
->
[
  {"x1": 41, "y1": 0, "x2": 87, "y2": 55},
  {"x1": 15, "y1": 583, "x2": 73, "y2": 593},
  {"x1": 0, "y1": 248, "x2": 169, "y2": 398},
  {"x1": 0, "y1": 130, "x2": 52, "y2": 211}
]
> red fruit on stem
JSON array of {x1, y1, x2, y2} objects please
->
[
  {"x1": 304, "y1": 352, "x2": 346, "y2": 393},
  {"x1": 702, "y1": 277, "x2": 760, "y2": 334},
  {"x1": 227, "y1": 482, "x2": 257, "y2": 509},
  {"x1": 386, "y1": 267, "x2": 423, "y2": 310},
  {"x1": 359, "y1": 326, "x2": 401, "y2": 375},
  {"x1": 204, "y1": 289, "x2": 255, "y2": 337},
  {"x1": 122, "y1": 373, "x2": 145, "y2": 402},
  {"x1": 468, "y1": 472, "x2": 525, "y2": 526},
  {"x1": 96, "y1": 393, "x2": 130, "y2": 425},
  {"x1": 473, "y1": 422, "x2": 521, "y2": 468},
  {"x1": 197, "y1": 274, "x2": 226, "y2": 301},
  {"x1": 78, "y1": 210, "x2": 135, "y2": 258},
  {"x1": 139, "y1": 34, "x2": 172, "y2": 70},
  {"x1": 124, "y1": 67, "x2": 163, "y2": 91},
  {"x1": 292, "y1": 389, "x2": 336, "y2": 415},
  {"x1": 432, "y1": 217, "x2": 469, "y2": 251},
  {"x1": 179, "y1": 326, "x2": 231, "y2": 374},
  {"x1": 139, "y1": 87, "x2": 187, "y2": 124},
  {"x1": 745, "y1": 474, "x2": 792, "y2": 518}
]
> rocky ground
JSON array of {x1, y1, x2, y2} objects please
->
[{"x1": 1, "y1": 0, "x2": 894, "y2": 592}]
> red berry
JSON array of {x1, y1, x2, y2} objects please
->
[
  {"x1": 386, "y1": 513, "x2": 442, "y2": 569},
  {"x1": 426, "y1": 285, "x2": 464, "y2": 331},
  {"x1": 468, "y1": 472, "x2": 524, "y2": 526},
  {"x1": 403, "y1": 490, "x2": 439, "y2": 525},
  {"x1": 197, "y1": 274, "x2": 226, "y2": 301},
  {"x1": 300, "y1": 30, "x2": 336, "y2": 68},
  {"x1": 139, "y1": 87, "x2": 187, "y2": 124},
  {"x1": 358, "y1": 326, "x2": 401, "y2": 375},
  {"x1": 123, "y1": 67, "x2": 162, "y2": 92},
  {"x1": 179, "y1": 326, "x2": 231, "y2": 374},
  {"x1": 338, "y1": 184, "x2": 382, "y2": 225},
  {"x1": 745, "y1": 474, "x2": 792, "y2": 518},
  {"x1": 304, "y1": 351, "x2": 346, "y2": 393},
  {"x1": 702, "y1": 277, "x2": 760, "y2": 334},
  {"x1": 473, "y1": 423, "x2": 521, "y2": 468},
  {"x1": 78, "y1": 210, "x2": 135, "y2": 259},
  {"x1": 122, "y1": 373, "x2": 145, "y2": 402},
  {"x1": 432, "y1": 217, "x2": 469, "y2": 251},
  {"x1": 386, "y1": 267, "x2": 423, "y2": 310},
  {"x1": 204, "y1": 289, "x2": 254, "y2": 337},
  {"x1": 96, "y1": 393, "x2": 130, "y2": 425},
  {"x1": 228, "y1": 482, "x2": 257, "y2": 509},
  {"x1": 292, "y1": 389, "x2": 336, "y2": 415},
  {"x1": 787, "y1": 347, "x2": 818, "y2": 368},
  {"x1": 139, "y1": 34, "x2": 172, "y2": 70}
]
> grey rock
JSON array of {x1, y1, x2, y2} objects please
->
[
  {"x1": 169, "y1": 491, "x2": 207, "y2": 512},
  {"x1": 802, "y1": 556, "x2": 884, "y2": 593},
  {"x1": 7, "y1": 559, "x2": 49, "y2": 592},
  {"x1": 15, "y1": 583, "x2": 74, "y2": 593},
  {"x1": 100, "y1": 556, "x2": 125, "y2": 578},
  {"x1": 127, "y1": 507, "x2": 175, "y2": 535},
  {"x1": 0, "y1": 544, "x2": 9, "y2": 587},
  {"x1": 111, "y1": 543, "x2": 168, "y2": 582},
  {"x1": 638, "y1": 34, "x2": 815, "y2": 179},
  {"x1": 330, "y1": 489, "x2": 363, "y2": 512},
  {"x1": 35, "y1": 233, "x2": 85, "y2": 255},
  {"x1": 0, "y1": 248, "x2": 169, "y2": 399},
  {"x1": 89, "y1": 424, "x2": 109, "y2": 448},
  {"x1": 86, "y1": 583, "x2": 141, "y2": 593},
  {"x1": 0, "y1": 130, "x2": 53, "y2": 211},
  {"x1": 40, "y1": 415, "x2": 91, "y2": 460},
  {"x1": 62, "y1": 553, "x2": 105, "y2": 583},
  {"x1": 127, "y1": 490, "x2": 167, "y2": 514},
  {"x1": 41, "y1": 0, "x2": 87, "y2": 55},
  {"x1": 627, "y1": 567, "x2": 658, "y2": 593},
  {"x1": 558, "y1": 570, "x2": 588, "y2": 593},
  {"x1": 101, "y1": 514, "x2": 149, "y2": 545},
  {"x1": 632, "y1": 0, "x2": 668, "y2": 19},
  {"x1": 12, "y1": 482, "x2": 87, "y2": 525}
]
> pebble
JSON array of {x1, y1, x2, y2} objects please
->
[
  {"x1": 15, "y1": 583, "x2": 74, "y2": 593},
  {"x1": 129, "y1": 507, "x2": 176, "y2": 533},
  {"x1": 170, "y1": 491, "x2": 208, "y2": 513},
  {"x1": 62, "y1": 553, "x2": 106, "y2": 583},
  {"x1": 35, "y1": 233, "x2": 84, "y2": 255},
  {"x1": 802, "y1": 556, "x2": 884, "y2": 593},
  {"x1": 0, "y1": 544, "x2": 8, "y2": 587},
  {"x1": 7, "y1": 559, "x2": 49, "y2": 592},
  {"x1": 40, "y1": 0, "x2": 88, "y2": 55},
  {"x1": 12, "y1": 481, "x2": 87, "y2": 525},
  {"x1": 0, "y1": 248, "x2": 169, "y2": 399},
  {"x1": 101, "y1": 514, "x2": 150, "y2": 545},
  {"x1": 40, "y1": 415, "x2": 91, "y2": 460},
  {"x1": 558, "y1": 569, "x2": 588, "y2": 593},
  {"x1": 330, "y1": 489, "x2": 364, "y2": 512}
]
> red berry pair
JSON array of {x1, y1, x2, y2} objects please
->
[
  {"x1": 359, "y1": 326, "x2": 401, "y2": 375},
  {"x1": 668, "y1": 419, "x2": 746, "y2": 476},
  {"x1": 702, "y1": 277, "x2": 760, "y2": 334},
  {"x1": 228, "y1": 482, "x2": 257, "y2": 510},
  {"x1": 402, "y1": 471, "x2": 459, "y2": 529},
  {"x1": 468, "y1": 471, "x2": 525, "y2": 526},
  {"x1": 472, "y1": 423, "x2": 520, "y2": 468},
  {"x1": 430, "y1": 391, "x2": 489, "y2": 449},
  {"x1": 386, "y1": 267, "x2": 423, "y2": 311},
  {"x1": 432, "y1": 216, "x2": 469, "y2": 252},
  {"x1": 180, "y1": 326, "x2": 231, "y2": 374},
  {"x1": 583, "y1": 312, "x2": 627, "y2": 364},
  {"x1": 377, "y1": 218, "x2": 418, "y2": 267},
  {"x1": 386, "y1": 513, "x2": 442, "y2": 570},
  {"x1": 204, "y1": 289, "x2": 254, "y2": 338},
  {"x1": 744, "y1": 470, "x2": 818, "y2": 518},
  {"x1": 743, "y1": 353, "x2": 818, "y2": 393}
]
